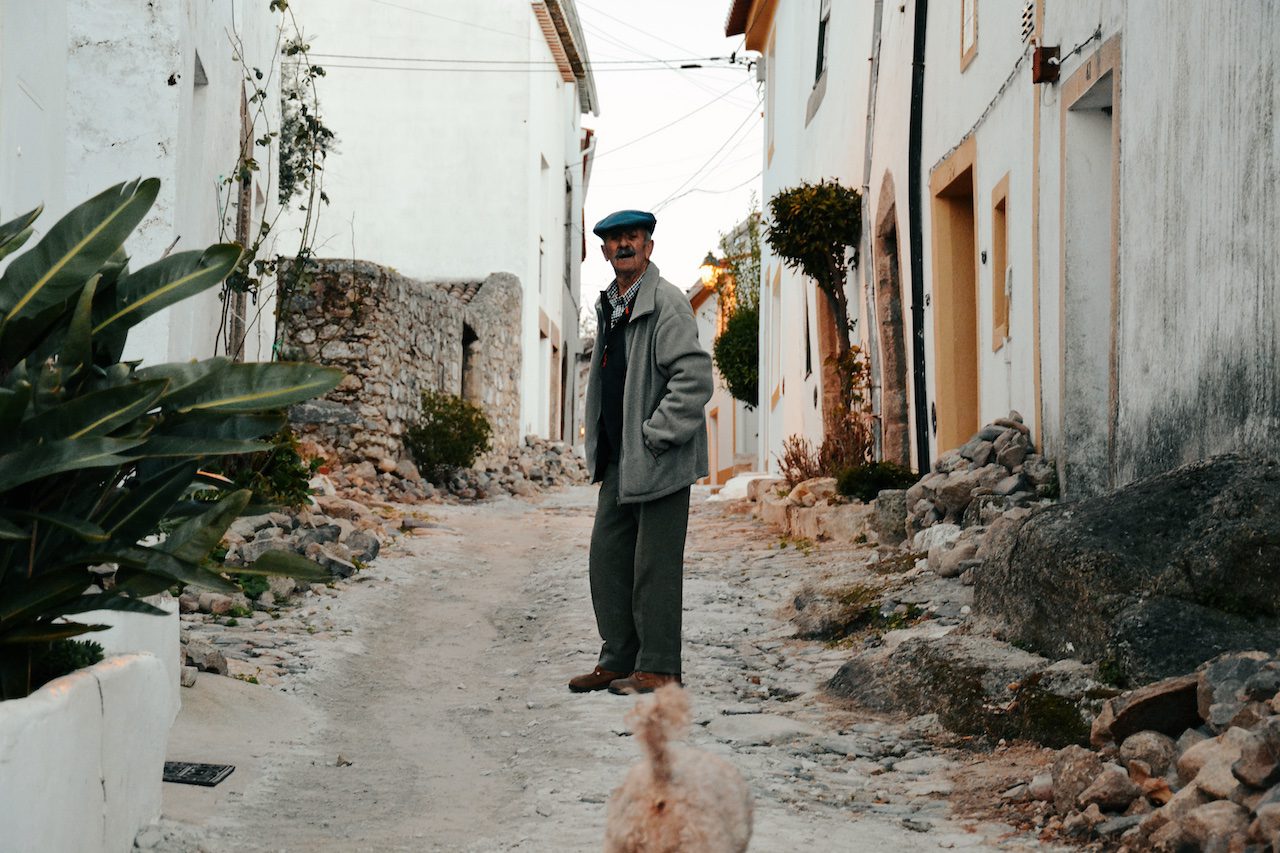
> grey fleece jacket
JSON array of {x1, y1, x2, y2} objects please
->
[{"x1": 584, "y1": 262, "x2": 713, "y2": 504}]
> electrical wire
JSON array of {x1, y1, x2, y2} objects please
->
[
  {"x1": 591, "y1": 79, "x2": 751, "y2": 162},
  {"x1": 318, "y1": 62, "x2": 741, "y2": 74},
  {"x1": 366, "y1": 0, "x2": 536, "y2": 42},
  {"x1": 656, "y1": 169, "x2": 762, "y2": 208},
  {"x1": 308, "y1": 51, "x2": 734, "y2": 67},
  {"x1": 575, "y1": 0, "x2": 702, "y2": 57},
  {"x1": 651, "y1": 102, "x2": 762, "y2": 211}
]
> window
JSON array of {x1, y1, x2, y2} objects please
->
[
  {"x1": 961, "y1": 0, "x2": 978, "y2": 70},
  {"x1": 815, "y1": 0, "x2": 831, "y2": 82},
  {"x1": 803, "y1": 282, "x2": 813, "y2": 377},
  {"x1": 991, "y1": 175, "x2": 1010, "y2": 349}
]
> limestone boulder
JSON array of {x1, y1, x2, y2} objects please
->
[{"x1": 974, "y1": 455, "x2": 1280, "y2": 684}]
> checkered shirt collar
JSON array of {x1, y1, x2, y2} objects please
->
[{"x1": 605, "y1": 276, "x2": 642, "y2": 329}]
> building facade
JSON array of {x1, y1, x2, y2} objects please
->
[
  {"x1": 287, "y1": 0, "x2": 599, "y2": 444},
  {"x1": 729, "y1": 0, "x2": 1280, "y2": 499},
  {"x1": 0, "y1": 0, "x2": 282, "y2": 365}
]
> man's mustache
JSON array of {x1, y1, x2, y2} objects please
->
[{"x1": 613, "y1": 247, "x2": 637, "y2": 260}]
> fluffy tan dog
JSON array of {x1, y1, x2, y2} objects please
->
[{"x1": 604, "y1": 685, "x2": 753, "y2": 853}]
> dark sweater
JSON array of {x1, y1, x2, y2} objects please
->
[{"x1": 597, "y1": 310, "x2": 629, "y2": 474}]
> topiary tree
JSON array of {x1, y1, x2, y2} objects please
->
[
  {"x1": 712, "y1": 305, "x2": 758, "y2": 408},
  {"x1": 764, "y1": 179, "x2": 862, "y2": 438}
]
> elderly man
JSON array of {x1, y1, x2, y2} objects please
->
[{"x1": 569, "y1": 209, "x2": 714, "y2": 696}]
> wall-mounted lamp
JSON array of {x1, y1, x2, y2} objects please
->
[{"x1": 700, "y1": 252, "x2": 720, "y2": 286}]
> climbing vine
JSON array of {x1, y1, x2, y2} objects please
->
[{"x1": 215, "y1": 0, "x2": 336, "y2": 358}]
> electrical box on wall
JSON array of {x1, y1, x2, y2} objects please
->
[{"x1": 1033, "y1": 45, "x2": 1061, "y2": 84}]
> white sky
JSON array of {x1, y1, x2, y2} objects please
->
[{"x1": 575, "y1": 1, "x2": 763, "y2": 320}]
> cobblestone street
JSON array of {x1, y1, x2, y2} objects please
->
[{"x1": 150, "y1": 487, "x2": 1053, "y2": 852}]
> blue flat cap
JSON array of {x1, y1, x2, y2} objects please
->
[{"x1": 592, "y1": 209, "x2": 657, "y2": 238}]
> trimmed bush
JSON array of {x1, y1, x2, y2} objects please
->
[
  {"x1": 836, "y1": 461, "x2": 918, "y2": 502},
  {"x1": 405, "y1": 390, "x2": 493, "y2": 480},
  {"x1": 712, "y1": 305, "x2": 759, "y2": 407},
  {"x1": 30, "y1": 640, "x2": 105, "y2": 691}
]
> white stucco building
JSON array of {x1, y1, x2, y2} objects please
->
[
  {"x1": 285, "y1": 0, "x2": 599, "y2": 443},
  {"x1": 729, "y1": 0, "x2": 1280, "y2": 498},
  {"x1": 0, "y1": 0, "x2": 282, "y2": 365}
]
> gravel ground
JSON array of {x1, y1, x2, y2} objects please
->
[{"x1": 144, "y1": 486, "x2": 1057, "y2": 852}]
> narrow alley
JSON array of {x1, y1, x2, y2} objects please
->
[{"x1": 148, "y1": 488, "x2": 1047, "y2": 852}]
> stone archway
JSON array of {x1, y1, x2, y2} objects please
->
[{"x1": 875, "y1": 175, "x2": 911, "y2": 468}]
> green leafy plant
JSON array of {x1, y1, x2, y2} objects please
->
[
  {"x1": 0, "y1": 179, "x2": 342, "y2": 700},
  {"x1": 29, "y1": 639, "x2": 104, "y2": 691},
  {"x1": 836, "y1": 461, "x2": 918, "y2": 503},
  {"x1": 404, "y1": 390, "x2": 493, "y2": 481},
  {"x1": 765, "y1": 180, "x2": 862, "y2": 438},
  {"x1": 207, "y1": 426, "x2": 319, "y2": 510},
  {"x1": 712, "y1": 305, "x2": 758, "y2": 408}
]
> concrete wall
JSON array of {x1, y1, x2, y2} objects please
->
[
  {"x1": 280, "y1": 259, "x2": 523, "y2": 461},
  {"x1": 0, "y1": 0, "x2": 280, "y2": 365},
  {"x1": 285, "y1": 0, "x2": 594, "y2": 441},
  {"x1": 0, "y1": 654, "x2": 173, "y2": 853},
  {"x1": 0, "y1": 600, "x2": 178, "y2": 853},
  {"x1": 755, "y1": 0, "x2": 877, "y2": 473}
]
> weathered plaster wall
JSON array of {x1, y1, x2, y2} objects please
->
[
  {"x1": 280, "y1": 260, "x2": 522, "y2": 462},
  {"x1": 0, "y1": 0, "x2": 280, "y2": 366}
]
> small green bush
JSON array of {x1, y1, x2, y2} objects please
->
[
  {"x1": 233, "y1": 573, "x2": 271, "y2": 601},
  {"x1": 712, "y1": 305, "x2": 759, "y2": 407},
  {"x1": 209, "y1": 426, "x2": 320, "y2": 510},
  {"x1": 30, "y1": 640, "x2": 105, "y2": 690},
  {"x1": 836, "y1": 461, "x2": 918, "y2": 502},
  {"x1": 405, "y1": 390, "x2": 493, "y2": 480}
]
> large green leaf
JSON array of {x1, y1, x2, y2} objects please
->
[
  {"x1": 69, "y1": 543, "x2": 240, "y2": 594},
  {"x1": 237, "y1": 549, "x2": 330, "y2": 582},
  {"x1": 0, "y1": 179, "x2": 158, "y2": 327},
  {"x1": 136, "y1": 436, "x2": 271, "y2": 458},
  {"x1": 156, "y1": 411, "x2": 285, "y2": 441},
  {"x1": 0, "y1": 436, "x2": 144, "y2": 491},
  {"x1": 10, "y1": 511, "x2": 107, "y2": 543},
  {"x1": 93, "y1": 244, "x2": 242, "y2": 339},
  {"x1": 159, "y1": 489, "x2": 251, "y2": 565},
  {"x1": 18, "y1": 379, "x2": 167, "y2": 442},
  {"x1": 137, "y1": 357, "x2": 230, "y2": 405},
  {"x1": 55, "y1": 592, "x2": 169, "y2": 618},
  {"x1": 61, "y1": 274, "x2": 100, "y2": 371},
  {"x1": 99, "y1": 461, "x2": 199, "y2": 541},
  {"x1": 0, "y1": 516, "x2": 28, "y2": 541},
  {"x1": 0, "y1": 205, "x2": 41, "y2": 264},
  {"x1": 0, "y1": 567, "x2": 92, "y2": 627},
  {"x1": 163, "y1": 362, "x2": 343, "y2": 413},
  {"x1": 0, "y1": 622, "x2": 109, "y2": 644},
  {"x1": 0, "y1": 383, "x2": 30, "y2": 430}
]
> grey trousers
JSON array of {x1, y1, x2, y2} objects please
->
[{"x1": 589, "y1": 463, "x2": 691, "y2": 675}]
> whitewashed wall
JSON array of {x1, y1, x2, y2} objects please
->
[
  {"x1": 917, "y1": 0, "x2": 1039, "y2": 458},
  {"x1": 285, "y1": 0, "x2": 593, "y2": 440},
  {"x1": 0, "y1": 0, "x2": 281, "y2": 366},
  {"x1": 1039, "y1": 0, "x2": 1280, "y2": 490},
  {"x1": 755, "y1": 0, "x2": 876, "y2": 472}
]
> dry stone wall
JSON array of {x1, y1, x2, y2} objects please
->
[{"x1": 278, "y1": 259, "x2": 521, "y2": 463}]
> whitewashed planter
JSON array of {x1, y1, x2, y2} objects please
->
[{"x1": 0, "y1": 596, "x2": 179, "y2": 852}]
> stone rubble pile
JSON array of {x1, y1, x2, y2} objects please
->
[
  {"x1": 304, "y1": 435, "x2": 589, "y2": 504},
  {"x1": 1020, "y1": 650, "x2": 1280, "y2": 850},
  {"x1": 904, "y1": 411, "x2": 1056, "y2": 535},
  {"x1": 178, "y1": 497, "x2": 390, "y2": 681}
]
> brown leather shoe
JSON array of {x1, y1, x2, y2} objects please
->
[
  {"x1": 608, "y1": 671, "x2": 683, "y2": 695},
  {"x1": 568, "y1": 666, "x2": 627, "y2": 693}
]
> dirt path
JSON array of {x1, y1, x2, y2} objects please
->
[{"x1": 151, "y1": 487, "x2": 1050, "y2": 852}]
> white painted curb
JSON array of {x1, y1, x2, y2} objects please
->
[
  {"x1": 0, "y1": 653, "x2": 171, "y2": 852},
  {"x1": 0, "y1": 594, "x2": 180, "y2": 851}
]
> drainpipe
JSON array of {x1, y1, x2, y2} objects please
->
[
  {"x1": 862, "y1": 0, "x2": 885, "y2": 460},
  {"x1": 907, "y1": 0, "x2": 931, "y2": 473}
]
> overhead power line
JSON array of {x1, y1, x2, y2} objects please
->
[
  {"x1": 651, "y1": 101, "x2": 763, "y2": 212},
  {"x1": 591, "y1": 79, "x2": 751, "y2": 162},
  {"x1": 319, "y1": 63, "x2": 741, "y2": 74},
  {"x1": 309, "y1": 51, "x2": 739, "y2": 67}
]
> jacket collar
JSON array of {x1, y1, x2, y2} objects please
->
[
  {"x1": 596, "y1": 262, "x2": 661, "y2": 325},
  {"x1": 626, "y1": 262, "x2": 660, "y2": 323}
]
